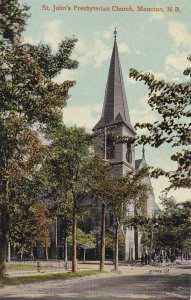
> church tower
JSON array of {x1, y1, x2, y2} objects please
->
[
  {"x1": 93, "y1": 29, "x2": 136, "y2": 177},
  {"x1": 91, "y1": 30, "x2": 155, "y2": 260}
]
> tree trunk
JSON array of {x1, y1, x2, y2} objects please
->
[
  {"x1": 55, "y1": 217, "x2": 58, "y2": 259},
  {"x1": 0, "y1": 238, "x2": 7, "y2": 278},
  {"x1": 63, "y1": 219, "x2": 68, "y2": 262},
  {"x1": 64, "y1": 237, "x2": 68, "y2": 262},
  {"x1": 114, "y1": 224, "x2": 119, "y2": 270},
  {"x1": 45, "y1": 247, "x2": 49, "y2": 260},
  {"x1": 7, "y1": 241, "x2": 11, "y2": 264},
  {"x1": 134, "y1": 227, "x2": 139, "y2": 260},
  {"x1": 0, "y1": 207, "x2": 9, "y2": 278},
  {"x1": 100, "y1": 202, "x2": 106, "y2": 271},
  {"x1": 72, "y1": 195, "x2": 77, "y2": 273},
  {"x1": 83, "y1": 249, "x2": 86, "y2": 262}
]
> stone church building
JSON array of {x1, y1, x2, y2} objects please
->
[
  {"x1": 82, "y1": 30, "x2": 156, "y2": 260},
  {"x1": 12, "y1": 31, "x2": 155, "y2": 261}
]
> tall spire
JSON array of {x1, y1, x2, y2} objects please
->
[
  {"x1": 93, "y1": 30, "x2": 135, "y2": 133},
  {"x1": 114, "y1": 27, "x2": 117, "y2": 41}
]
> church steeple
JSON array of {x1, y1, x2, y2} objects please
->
[
  {"x1": 93, "y1": 31, "x2": 136, "y2": 176},
  {"x1": 93, "y1": 30, "x2": 135, "y2": 134}
]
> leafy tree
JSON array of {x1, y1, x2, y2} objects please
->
[
  {"x1": 84, "y1": 155, "x2": 114, "y2": 271},
  {"x1": 108, "y1": 167, "x2": 149, "y2": 270},
  {"x1": 30, "y1": 201, "x2": 52, "y2": 260},
  {"x1": 68, "y1": 228, "x2": 96, "y2": 262},
  {"x1": 0, "y1": 0, "x2": 78, "y2": 277},
  {"x1": 138, "y1": 195, "x2": 191, "y2": 255},
  {"x1": 182, "y1": 238, "x2": 191, "y2": 259},
  {"x1": 129, "y1": 56, "x2": 191, "y2": 190},
  {"x1": 85, "y1": 154, "x2": 149, "y2": 270},
  {"x1": 8, "y1": 177, "x2": 43, "y2": 260},
  {"x1": 44, "y1": 125, "x2": 93, "y2": 272},
  {"x1": 9, "y1": 197, "x2": 52, "y2": 261}
]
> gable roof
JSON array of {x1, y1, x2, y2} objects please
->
[{"x1": 135, "y1": 159, "x2": 142, "y2": 170}]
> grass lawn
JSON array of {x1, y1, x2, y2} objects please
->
[
  {"x1": 0, "y1": 270, "x2": 104, "y2": 286},
  {"x1": 8, "y1": 264, "x2": 38, "y2": 271}
]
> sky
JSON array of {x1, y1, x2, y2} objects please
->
[{"x1": 19, "y1": 0, "x2": 191, "y2": 205}]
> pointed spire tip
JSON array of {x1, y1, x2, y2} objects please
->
[{"x1": 114, "y1": 27, "x2": 117, "y2": 41}]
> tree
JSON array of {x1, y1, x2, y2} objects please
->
[
  {"x1": 129, "y1": 56, "x2": 191, "y2": 190},
  {"x1": 68, "y1": 228, "x2": 96, "y2": 262},
  {"x1": 84, "y1": 155, "x2": 114, "y2": 271},
  {"x1": 44, "y1": 125, "x2": 93, "y2": 272},
  {"x1": 8, "y1": 177, "x2": 45, "y2": 260},
  {"x1": 137, "y1": 195, "x2": 191, "y2": 256},
  {"x1": 9, "y1": 197, "x2": 52, "y2": 261},
  {"x1": 30, "y1": 201, "x2": 52, "y2": 260},
  {"x1": 0, "y1": 0, "x2": 78, "y2": 277},
  {"x1": 108, "y1": 167, "x2": 149, "y2": 270}
]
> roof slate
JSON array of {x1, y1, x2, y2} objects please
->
[{"x1": 93, "y1": 39, "x2": 135, "y2": 134}]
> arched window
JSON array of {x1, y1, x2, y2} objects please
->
[
  {"x1": 126, "y1": 141, "x2": 132, "y2": 164},
  {"x1": 106, "y1": 134, "x2": 115, "y2": 159}
]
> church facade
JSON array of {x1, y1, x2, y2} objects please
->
[{"x1": 91, "y1": 31, "x2": 155, "y2": 260}]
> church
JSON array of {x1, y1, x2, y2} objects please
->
[
  {"x1": 84, "y1": 29, "x2": 156, "y2": 260},
  {"x1": 16, "y1": 30, "x2": 155, "y2": 261}
]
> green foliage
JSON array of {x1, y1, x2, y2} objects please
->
[
  {"x1": 84, "y1": 154, "x2": 113, "y2": 204},
  {"x1": 9, "y1": 195, "x2": 52, "y2": 257},
  {"x1": 139, "y1": 195, "x2": 191, "y2": 252},
  {"x1": 43, "y1": 125, "x2": 93, "y2": 221},
  {"x1": 68, "y1": 228, "x2": 96, "y2": 249},
  {"x1": 84, "y1": 155, "x2": 149, "y2": 268},
  {"x1": 0, "y1": 0, "x2": 78, "y2": 276},
  {"x1": 28, "y1": 39, "x2": 78, "y2": 79},
  {"x1": 129, "y1": 56, "x2": 191, "y2": 190},
  {"x1": 109, "y1": 166, "x2": 149, "y2": 228},
  {"x1": 105, "y1": 233, "x2": 124, "y2": 251},
  {"x1": 0, "y1": 0, "x2": 29, "y2": 42},
  {"x1": 182, "y1": 238, "x2": 191, "y2": 252},
  {"x1": 43, "y1": 124, "x2": 93, "y2": 272},
  {"x1": 0, "y1": 0, "x2": 78, "y2": 191},
  {"x1": 84, "y1": 155, "x2": 149, "y2": 226},
  {"x1": 1, "y1": 270, "x2": 102, "y2": 286}
]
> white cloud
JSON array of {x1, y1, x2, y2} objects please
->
[
  {"x1": 76, "y1": 38, "x2": 111, "y2": 68},
  {"x1": 53, "y1": 69, "x2": 77, "y2": 84},
  {"x1": 63, "y1": 104, "x2": 102, "y2": 129},
  {"x1": 132, "y1": 48, "x2": 141, "y2": 55},
  {"x1": 168, "y1": 188, "x2": 191, "y2": 202},
  {"x1": 101, "y1": 29, "x2": 113, "y2": 40},
  {"x1": 144, "y1": 69, "x2": 167, "y2": 80},
  {"x1": 130, "y1": 96, "x2": 158, "y2": 125},
  {"x1": 23, "y1": 36, "x2": 38, "y2": 44},
  {"x1": 118, "y1": 43, "x2": 130, "y2": 53},
  {"x1": 75, "y1": 31, "x2": 130, "y2": 68},
  {"x1": 43, "y1": 20, "x2": 62, "y2": 50},
  {"x1": 94, "y1": 40, "x2": 111, "y2": 67},
  {"x1": 165, "y1": 52, "x2": 189, "y2": 72},
  {"x1": 75, "y1": 40, "x2": 94, "y2": 65},
  {"x1": 152, "y1": 177, "x2": 191, "y2": 204},
  {"x1": 168, "y1": 21, "x2": 191, "y2": 48},
  {"x1": 126, "y1": 76, "x2": 137, "y2": 85}
]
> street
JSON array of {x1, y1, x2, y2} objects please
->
[{"x1": 0, "y1": 264, "x2": 190, "y2": 299}]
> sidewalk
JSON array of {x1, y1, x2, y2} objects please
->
[{"x1": 6, "y1": 259, "x2": 191, "y2": 277}]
